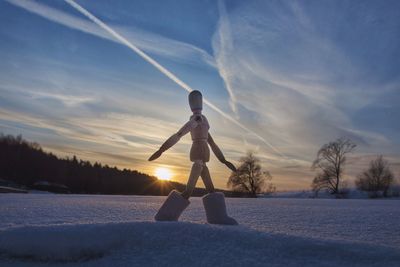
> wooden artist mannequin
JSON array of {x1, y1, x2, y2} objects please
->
[{"x1": 149, "y1": 90, "x2": 238, "y2": 225}]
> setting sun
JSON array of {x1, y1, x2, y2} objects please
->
[{"x1": 155, "y1": 168, "x2": 172, "y2": 181}]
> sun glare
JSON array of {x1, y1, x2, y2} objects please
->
[{"x1": 155, "y1": 167, "x2": 172, "y2": 181}]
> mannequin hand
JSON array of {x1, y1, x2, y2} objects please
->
[
  {"x1": 148, "y1": 150, "x2": 163, "y2": 161},
  {"x1": 224, "y1": 160, "x2": 237, "y2": 173}
]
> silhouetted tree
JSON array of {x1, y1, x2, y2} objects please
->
[
  {"x1": 355, "y1": 155, "x2": 395, "y2": 198},
  {"x1": 228, "y1": 152, "x2": 275, "y2": 197},
  {"x1": 311, "y1": 138, "x2": 356, "y2": 197}
]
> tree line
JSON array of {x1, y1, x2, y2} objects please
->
[
  {"x1": 1, "y1": 133, "x2": 397, "y2": 198},
  {"x1": 0, "y1": 131, "x2": 276, "y2": 198},
  {"x1": 0, "y1": 134, "x2": 231, "y2": 196}
]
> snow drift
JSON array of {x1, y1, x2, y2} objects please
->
[
  {"x1": 1, "y1": 221, "x2": 399, "y2": 267},
  {"x1": 1, "y1": 194, "x2": 400, "y2": 266}
]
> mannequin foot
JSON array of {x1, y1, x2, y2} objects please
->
[{"x1": 202, "y1": 192, "x2": 238, "y2": 225}]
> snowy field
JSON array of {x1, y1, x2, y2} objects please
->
[{"x1": 0, "y1": 194, "x2": 399, "y2": 267}]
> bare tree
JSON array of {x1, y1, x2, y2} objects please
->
[
  {"x1": 311, "y1": 138, "x2": 356, "y2": 197},
  {"x1": 227, "y1": 152, "x2": 275, "y2": 197},
  {"x1": 355, "y1": 155, "x2": 395, "y2": 198}
]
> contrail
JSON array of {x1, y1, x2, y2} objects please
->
[{"x1": 64, "y1": 0, "x2": 286, "y2": 159}]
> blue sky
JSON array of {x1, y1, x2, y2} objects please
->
[{"x1": 1, "y1": 0, "x2": 399, "y2": 190}]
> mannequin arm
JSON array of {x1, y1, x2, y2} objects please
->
[
  {"x1": 148, "y1": 118, "x2": 198, "y2": 161},
  {"x1": 207, "y1": 133, "x2": 237, "y2": 172}
]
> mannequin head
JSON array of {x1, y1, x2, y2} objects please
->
[{"x1": 188, "y1": 90, "x2": 202, "y2": 114}]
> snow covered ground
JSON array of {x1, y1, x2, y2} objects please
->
[{"x1": 0, "y1": 194, "x2": 399, "y2": 266}]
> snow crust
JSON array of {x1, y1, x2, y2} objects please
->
[{"x1": 0, "y1": 194, "x2": 399, "y2": 266}]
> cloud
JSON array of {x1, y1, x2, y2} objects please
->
[
  {"x1": 210, "y1": 0, "x2": 400, "y2": 190},
  {"x1": 213, "y1": 0, "x2": 237, "y2": 114},
  {"x1": 5, "y1": 0, "x2": 216, "y2": 67},
  {"x1": 31, "y1": 91, "x2": 96, "y2": 107},
  {"x1": 212, "y1": 0, "x2": 399, "y2": 156}
]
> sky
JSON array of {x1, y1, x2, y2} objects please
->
[{"x1": 1, "y1": 0, "x2": 399, "y2": 190}]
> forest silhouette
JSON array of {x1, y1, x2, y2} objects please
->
[{"x1": 0, "y1": 134, "x2": 237, "y2": 196}]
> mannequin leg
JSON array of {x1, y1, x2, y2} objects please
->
[
  {"x1": 201, "y1": 164, "x2": 215, "y2": 193},
  {"x1": 154, "y1": 190, "x2": 190, "y2": 221},
  {"x1": 181, "y1": 160, "x2": 203, "y2": 199}
]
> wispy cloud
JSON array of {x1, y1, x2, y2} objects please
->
[
  {"x1": 5, "y1": 0, "x2": 216, "y2": 67},
  {"x1": 213, "y1": 0, "x2": 237, "y2": 114},
  {"x1": 31, "y1": 91, "x2": 96, "y2": 107},
  {"x1": 212, "y1": 0, "x2": 400, "y2": 178},
  {"x1": 214, "y1": 0, "x2": 396, "y2": 150}
]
